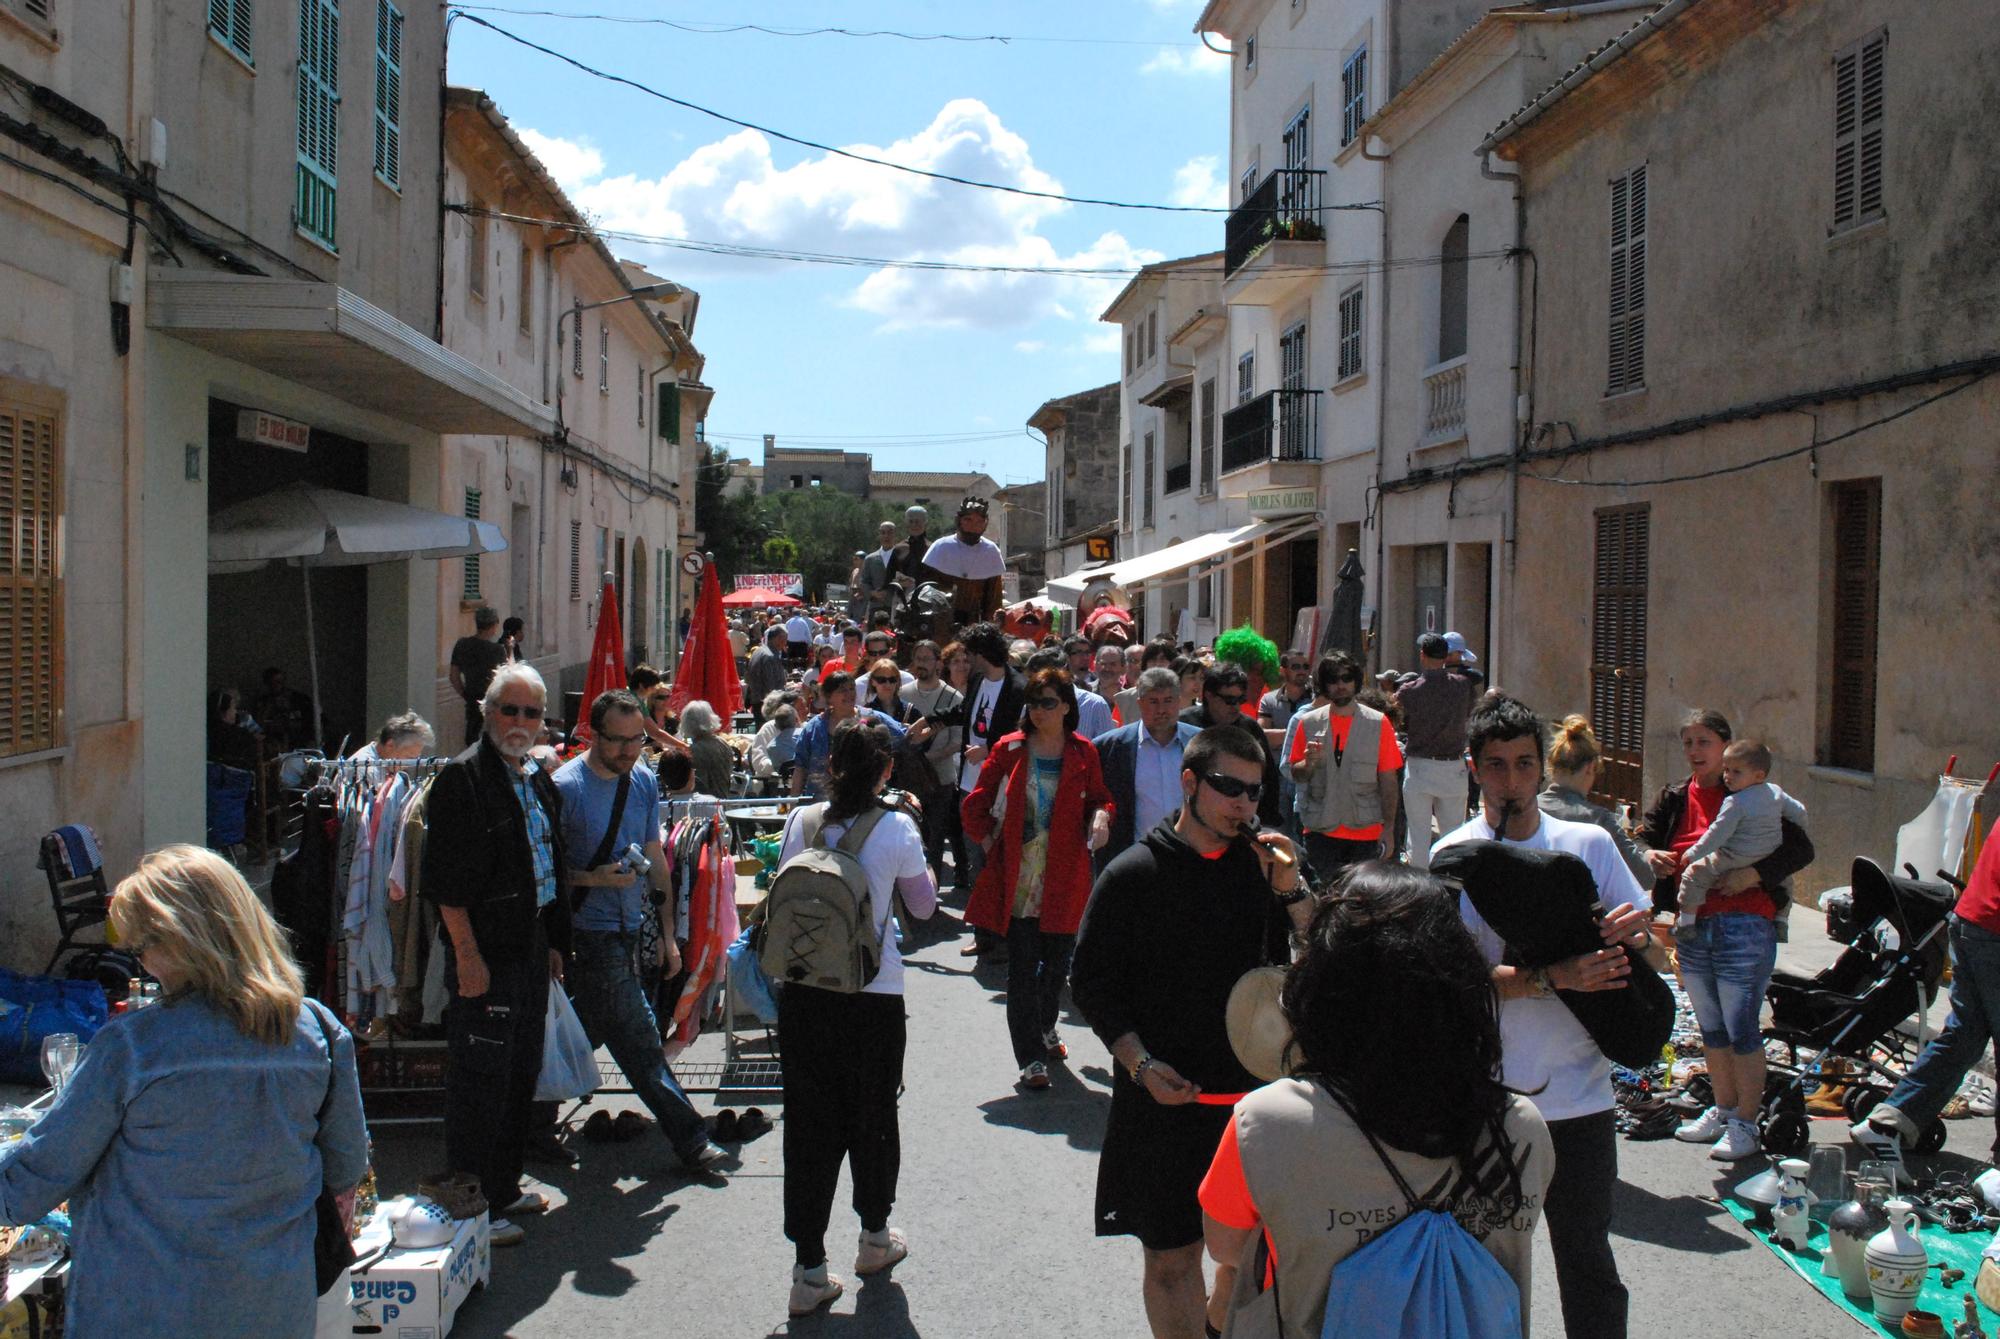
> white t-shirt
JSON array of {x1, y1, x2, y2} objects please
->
[
  {"x1": 1434, "y1": 810, "x2": 1652, "y2": 1121},
  {"x1": 923, "y1": 533, "x2": 1006, "y2": 581},
  {"x1": 776, "y1": 805, "x2": 929, "y2": 996},
  {"x1": 960, "y1": 673, "x2": 1006, "y2": 791}
]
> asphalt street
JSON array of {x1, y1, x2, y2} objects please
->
[{"x1": 369, "y1": 898, "x2": 1999, "y2": 1339}]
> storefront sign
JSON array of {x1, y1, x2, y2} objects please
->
[
  {"x1": 1085, "y1": 535, "x2": 1114, "y2": 562},
  {"x1": 235, "y1": 408, "x2": 311, "y2": 452},
  {"x1": 734, "y1": 572, "x2": 804, "y2": 595},
  {"x1": 1246, "y1": 487, "x2": 1317, "y2": 517}
]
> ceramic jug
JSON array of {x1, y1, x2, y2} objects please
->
[
  {"x1": 1771, "y1": 1158, "x2": 1814, "y2": 1250},
  {"x1": 1865, "y1": 1197, "x2": 1929, "y2": 1323},
  {"x1": 1830, "y1": 1177, "x2": 1890, "y2": 1300}
]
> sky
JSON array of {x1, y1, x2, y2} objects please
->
[{"x1": 444, "y1": 1, "x2": 1232, "y2": 488}]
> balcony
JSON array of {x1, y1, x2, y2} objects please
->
[
  {"x1": 1421, "y1": 355, "x2": 1468, "y2": 449},
  {"x1": 1164, "y1": 462, "x2": 1192, "y2": 494},
  {"x1": 1221, "y1": 388, "x2": 1322, "y2": 476},
  {"x1": 1223, "y1": 169, "x2": 1326, "y2": 307}
]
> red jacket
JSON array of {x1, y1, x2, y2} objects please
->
[{"x1": 962, "y1": 731, "x2": 1113, "y2": 937}]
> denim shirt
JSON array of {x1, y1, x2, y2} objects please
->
[
  {"x1": 510, "y1": 755, "x2": 560, "y2": 908},
  {"x1": 0, "y1": 995, "x2": 369, "y2": 1339}
]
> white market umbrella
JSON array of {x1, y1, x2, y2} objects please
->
[{"x1": 208, "y1": 483, "x2": 507, "y2": 748}]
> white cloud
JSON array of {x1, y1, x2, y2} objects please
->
[
  {"x1": 516, "y1": 129, "x2": 604, "y2": 192},
  {"x1": 1169, "y1": 155, "x2": 1227, "y2": 208},
  {"x1": 1141, "y1": 44, "x2": 1228, "y2": 77},
  {"x1": 1014, "y1": 339, "x2": 1046, "y2": 354}
]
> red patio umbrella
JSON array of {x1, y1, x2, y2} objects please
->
[
  {"x1": 573, "y1": 570, "x2": 625, "y2": 743},
  {"x1": 720, "y1": 587, "x2": 801, "y2": 608},
  {"x1": 668, "y1": 560, "x2": 742, "y2": 722}
]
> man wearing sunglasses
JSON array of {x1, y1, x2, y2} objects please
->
[
  {"x1": 422, "y1": 662, "x2": 575, "y2": 1247},
  {"x1": 1177, "y1": 662, "x2": 1284, "y2": 829},
  {"x1": 1072, "y1": 726, "x2": 1312, "y2": 1339},
  {"x1": 1284, "y1": 652, "x2": 1403, "y2": 886}
]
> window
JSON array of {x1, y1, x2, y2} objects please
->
[
  {"x1": 1337, "y1": 285, "x2": 1364, "y2": 381},
  {"x1": 595, "y1": 527, "x2": 609, "y2": 587},
  {"x1": 462, "y1": 487, "x2": 482, "y2": 600},
  {"x1": 1437, "y1": 214, "x2": 1469, "y2": 364},
  {"x1": 1237, "y1": 351, "x2": 1255, "y2": 403},
  {"x1": 1832, "y1": 31, "x2": 1886, "y2": 230},
  {"x1": 1141, "y1": 432, "x2": 1156, "y2": 529},
  {"x1": 1146, "y1": 311, "x2": 1158, "y2": 362},
  {"x1": 1239, "y1": 156, "x2": 1259, "y2": 203},
  {"x1": 295, "y1": 0, "x2": 340, "y2": 250},
  {"x1": 517, "y1": 246, "x2": 533, "y2": 335},
  {"x1": 9, "y1": 0, "x2": 55, "y2": 30},
  {"x1": 1607, "y1": 164, "x2": 1647, "y2": 394},
  {"x1": 372, "y1": 0, "x2": 403, "y2": 187},
  {"x1": 637, "y1": 362, "x2": 645, "y2": 425},
  {"x1": 208, "y1": 0, "x2": 253, "y2": 63},
  {"x1": 1244, "y1": 34, "x2": 1257, "y2": 73},
  {"x1": 0, "y1": 387, "x2": 62, "y2": 757},
  {"x1": 598, "y1": 324, "x2": 609, "y2": 394},
  {"x1": 570, "y1": 306, "x2": 582, "y2": 377},
  {"x1": 1588, "y1": 504, "x2": 1649, "y2": 808},
  {"x1": 1825, "y1": 479, "x2": 1880, "y2": 771},
  {"x1": 1197, "y1": 377, "x2": 1216, "y2": 495},
  {"x1": 466, "y1": 199, "x2": 487, "y2": 301},
  {"x1": 1124, "y1": 328, "x2": 1135, "y2": 376},
  {"x1": 568, "y1": 519, "x2": 581, "y2": 601},
  {"x1": 1283, "y1": 105, "x2": 1311, "y2": 175},
  {"x1": 1341, "y1": 45, "x2": 1368, "y2": 146},
  {"x1": 1121, "y1": 441, "x2": 1133, "y2": 529}
]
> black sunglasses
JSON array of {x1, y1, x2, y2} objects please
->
[
  {"x1": 870, "y1": 675, "x2": 901, "y2": 685},
  {"x1": 1026, "y1": 697, "x2": 1064, "y2": 710},
  {"x1": 1211, "y1": 693, "x2": 1247, "y2": 708},
  {"x1": 1199, "y1": 770, "x2": 1263, "y2": 802},
  {"x1": 496, "y1": 704, "x2": 544, "y2": 720}
]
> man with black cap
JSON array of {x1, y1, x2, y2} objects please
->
[
  {"x1": 922, "y1": 496, "x2": 1007, "y2": 629},
  {"x1": 1397, "y1": 632, "x2": 1479, "y2": 869}
]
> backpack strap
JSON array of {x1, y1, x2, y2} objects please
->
[
  {"x1": 797, "y1": 803, "x2": 829, "y2": 851},
  {"x1": 1314, "y1": 1079, "x2": 1437, "y2": 1215},
  {"x1": 833, "y1": 804, "x2": 891, "y2": 858}
]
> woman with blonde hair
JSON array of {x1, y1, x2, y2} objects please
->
[
  {"x1": 0, "y1": 844, "x2": 368, "y2": 1338},
  {"x1": 1538, "y1": 713, "x2": 1657, "y2": 891}
]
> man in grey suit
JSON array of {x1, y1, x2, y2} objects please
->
[
  {"x1": 860, "y1": 521, "x2": 900, "y2": 623},
  {"x1": 1091, "y1": 667, "x2": 1200, "y2": 872}
]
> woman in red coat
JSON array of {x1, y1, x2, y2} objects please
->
[{"x1": 963, "y1": 666, "x2": 1114, "y2": 1089}]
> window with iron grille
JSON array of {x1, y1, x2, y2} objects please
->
[
  {"x1": 1607, "y1": 165, "x2": 1647, "y2": 394},
  {"x1": 0, "y1": 387, "x2": 62, "y2": 758},
  {"x1": 372, "y1": 0, "x2": 402, "y2": 187},
  {"x1": 1198, "y1": 377, "x2": 1216, "y2": 495},
  {"x1": 517, "y1": 246, "x2": 533, "y2": 335},
  {"x1": 1142, "y1": 432, "x2": 1156, "y2": 529},
  {"x1": 1588, "y1": 504, "x2": 1649, "y2": 808},
  {"x1": 1341, "y1": 46, "x2": 1368, "y2": 146},
  {"x1": 294, "y1": 0, "x2": 340, "y2": 250},
  {"x1": 1337, "y1": 285, "x2": 1364, "y2": 381},
  {"x1": 208, "y1": 0, "x2": 253, "y2": 63},
  {"x1": 569, "y1": 519, "x2": 582, "y2": 600},
  {"x1": 598, "y1": 325, "x2": 609, "y2": 394},
  {"x1": 466, "y1": 200, "x2": 487, "y2": 301},
  {"x1": 462, "y1": 487, "x2": 482, "y2": 600},
  {"x1": 1824, "y1": 479, "x2": 1880, "y2": 771},
  {"x1": 1832, "y1": 32, "x2": 1886, "y2": 231}
]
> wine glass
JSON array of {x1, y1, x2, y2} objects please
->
[{"x1": 40, "y1": 1032, "x2": 80, "y2": 1097}]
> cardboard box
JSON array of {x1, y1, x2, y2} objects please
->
[{"x1": 339, "y1": 1211, "x2": 489, "y2": 1338}]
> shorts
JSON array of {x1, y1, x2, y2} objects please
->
[
  {"x1": 1094, "y1": 1080, "x2": 1234, "y2": 1251},
  {"x1": 1675, "y1": 912, "x2": 1778, "y2": 1055}
]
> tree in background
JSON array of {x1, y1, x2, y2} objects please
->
[
  {"x1": 694, "y1": 445, "x2": 767, "y2": 583},
  {"x1": 761, "y1": 535, "x2": 801, "y2": 572},
  {"x1": 757, "y1": 485, "x2": 904, "y2": 599}
]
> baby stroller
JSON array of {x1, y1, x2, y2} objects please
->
[{"x1": 1755, "y1": 857, "x2": 1954, "y2": 1157}]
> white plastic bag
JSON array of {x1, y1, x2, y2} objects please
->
[{"x1": 533, "y1": 988, "x2": 598, "y2": 1103}]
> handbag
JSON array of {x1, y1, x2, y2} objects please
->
[{"x1": 305, "y1": 1002, "x2": 357, "y2": 1296}]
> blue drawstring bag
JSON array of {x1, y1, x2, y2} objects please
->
[
  {"x1": 726, "y1": 925, "x2": 779, "y2": 1026},
  {"x1": 0, "y1": 968, "x2": 109, "y2": 1085}
]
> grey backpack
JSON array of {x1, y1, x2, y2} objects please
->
[{"x1": 759, "y1": 803, "x2": 890, "y2": 993}]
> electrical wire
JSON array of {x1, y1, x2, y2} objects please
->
[
  {"x1": 0, "y1": 147, "x2": 181, "y2": 259},
  {"x1": 449, "y1": 14, "x2": 1362, "y2": 216}
]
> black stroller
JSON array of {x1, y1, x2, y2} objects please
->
[{"x1": 1756, "y1": 857, "x2": 1955, "y2": 1157}]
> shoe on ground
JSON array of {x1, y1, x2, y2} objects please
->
[
  {"x1": 1020, "y1": 1061, "x2": 1051, "y2": 1090},
  {"x1": 711, "y1": 1108, "x2": 740, "y2": 1141},
  {"x1": 489, "y1": 1217, "x2": 525, "y2": 1247},
  {"x1": 958, "y1": 941, "x2": 987, "y2": 957},
  {"x1": 582, "y1": 1109, "x2": 616, "y2": 1142},
  {"x1": 501, "y1": 1190, "x2": 549, "y2": 1216},
  {"x1": 525, "y1": 1130, "x2": 578, "y2": 1166},
  {"x1": 678, "y1": 1138, "x2": 730, "y2": 1172},
  {"x1": 1851, "y1": 1111, "x2": 1910, "y2": 1176},
  {"x1": 1675, "y1": 1106, "x2": 1728, "y2": 1143},
  {"x1": 1043, "y1": 1028, "x2": 1068, "y2": 1060},
  {"x1": 789, "y1": 1264, "x2": 845, "y2": 1316},
  {"x1": 1709, "y1": 1118, "x2": 1763, "y2": 1162},
  {"x1": 1973, "y1": 1080, "x2": 1998, "y2": 1118},
  {"x1": 855, "y1": 1227, "x2": 908, "y2": 1276}
]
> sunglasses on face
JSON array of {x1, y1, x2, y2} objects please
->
[
  {"x1": 496, "y1": 703, "x2": 544, "y2": 720},
  {"x1": 1026, "y1": 697, "x2": 1064, "y2": 711},
  {"x1": 871, "y1": 675, "x2": 900, "y2": 685},
  {"x1": 1199, "y1": 770, "x2": 1263, "y2": 802},
  {"x1": 1212, "y1": 693, "x2": 1247, "y2": 708}
]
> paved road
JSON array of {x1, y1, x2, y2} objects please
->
[{"x1": 371, "y1": 900, "x2": 1996, "y2": 1338}]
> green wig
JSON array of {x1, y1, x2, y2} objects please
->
[{"x1": 1213, "y1": 624, "x2": 1280, "y2": 685}]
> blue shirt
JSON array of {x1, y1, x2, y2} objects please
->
[
  {"x1": 1133, "y1": 726, "x2": 1188, "y2": 838},
  {"x1": 1076, "y1": 687, "x2": 1115, "y2": 741},
  {"x1": 0, "y1": 997, "x2": 369, "y2": 1339},
  {"x1": 553, "y1": 755, "x2": 664, "y2": 934},
  {"x1": 508, "y1": 756, "x2": 558, "y2": 908},
  {"x1": 792, "y1": 707, "x2": 908, "y2": 798}
]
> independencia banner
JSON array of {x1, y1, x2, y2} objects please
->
[{"x1": 734, "y1": 573, "x2": 804, "y2": 594}]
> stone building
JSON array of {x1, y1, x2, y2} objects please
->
[{"x1": 1029, "y1": 383, "x2": 1121, "y2": 584}]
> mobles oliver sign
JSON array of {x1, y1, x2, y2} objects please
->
[{"x1": 1246, "y1": 487, "x2": 1317, "y2": 517}]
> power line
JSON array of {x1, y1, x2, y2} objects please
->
[{"x1": 448, "y1": 14, "x2": 1361, "y2": 216}]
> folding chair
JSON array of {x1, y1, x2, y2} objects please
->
[{"x1": 37, "y1": 827, "x2": 112, "y2": 974}]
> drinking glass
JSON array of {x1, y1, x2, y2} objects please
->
[{"x1": 39, "y1": 1032, "x2": 80, "y2": 1097}]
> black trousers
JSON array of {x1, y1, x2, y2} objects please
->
[
  {"x1": 1303, "y1": 833, "x2": 1379, "y2": 892},
  {"x1": 1005, "y1": 916, "x2": 1075, "y2": 1068},
  {"x1": 1544, "y1": 1109, "x2": 1628, "y2": 1339},
  {"x1": 922, "y1": 784, "x2": 967, "y2": 888},
  {"x1": 778, "y1": 985, "x2": 907, "y2": 1267},
  {"x1": 444, "y1": 927, "x2": 549, "y2": 1214},
  {"x1": 462, "y1": 699, "x2": 483, "y2": 750}
]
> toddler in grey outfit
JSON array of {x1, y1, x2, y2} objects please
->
[{"x1": 1677, "y1": 737, "x2": 1806, "y2": 926}]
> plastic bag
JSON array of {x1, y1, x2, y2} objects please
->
[
  {"x1": 727, "y1": 925, "x2": 779, "y2": 1026},
  {"x1": 533, "y1": 988, "x2": 598, "y2": 1103},
  {"x1": 0, "y1": 968, "x2": 108, "y2": 1085}
]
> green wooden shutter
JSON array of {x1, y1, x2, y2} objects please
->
[
  {"x1": 372, "y1": 0, "x2": 402, "y2": 187},
  {"x1": 295, "y1": 0, "x2": 340, "y2": 249},
  {"x1": 209, "y1": 0, "x2": 254, "y2": 63},
  {"x1": 657, "y1": 382, "x2": 681, "y2": 442}
]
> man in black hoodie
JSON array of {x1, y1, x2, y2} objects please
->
[{"x1": 1071, "y1": 725, "x2": 1313, "y2": 1339}]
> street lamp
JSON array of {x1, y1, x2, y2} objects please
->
[{"x1": 553, "y1": 279, "x2": 685, "y2": 434}]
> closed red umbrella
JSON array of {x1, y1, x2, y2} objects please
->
[
  {"x1": 668, "y1": 560, "x2": 742, "y2": 722},
  {"x1": 574, "y1": 571, "x2": 624, "y2": 743}
]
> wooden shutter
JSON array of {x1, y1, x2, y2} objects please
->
[
  {"x1": 657, "y1": 381, "x2": 681, "y2": 443},
  {"x1": 295, "y1": 0, "x2": 340, "y2": 248},
  {"x1": 1833, "y1": 33, "x2": 1887, "y2": 229},
  {"x1": 569, "y1": 520, "x2": 582, "y2": 601},
  {"x1": 1608, "y1": 165, "x2": 1647, "y2": 394},
  {"x1": 372, "y1": 0, "x2": 403, "y2": 187},
  {"x1": 0, "y1": 394, "x2": 62, "y2": 757},
  {"x1": 1341, "y1": 46, "x2": 1367, "y2": 145},
  {"x1": 1338, "y1": 286, "x2": 1363, "y2": 380},
  {"x1": 1588, "y1": 505, "x2": 1649, "y2": 808},
  {"x1": 209, "y1": 0, "x2": 253, "y2": 61},
  {"x1": 1198, "y1": 377, "x2": 1216, "y2": 495},
  {"x1": 1827, "y1": 480, "x2": 1880, "y2": 770},
  {"x1": 462, "y1": 487, "x2": 482, "y2": 601}
]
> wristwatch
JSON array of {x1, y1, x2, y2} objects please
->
[
  {"x1": 1131, "y1": 1052, "x2": 1155, "y2": 1084},
  {"x1": 1526, "y1": 967, "x2": 1556, "y2": 999},
  {"x1": 1275, "y1": 887, "x2": 1309, "y2": 907}
]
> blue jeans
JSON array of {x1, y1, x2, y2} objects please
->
[
  {"x1": 1675, "y1": 913, "x2": 1778, "y2": 1055},
  {"x1": 568, "y1": 929, "x2": 709, "y2": 1155},
  {"x1": 1884, "y1": 918, "x2": 2000, "y2": 1129}
]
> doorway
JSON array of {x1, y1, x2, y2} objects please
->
[
  {"x1": 509, "y1": 503, "x2": 533, "y2": 653},
  {"x1": 1412, "y1": 544, "x2": 1446, "y2": 640},
  {"x1": 629, "y1": 542, "x2": 649, "y2": 665}
]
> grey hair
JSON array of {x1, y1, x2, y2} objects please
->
[
  {"x1": 679, "y1": 700, "x2": 722, "y2": 739},
  {"x1": 760, "y1": 688, "x2": 798, "y2": 718},
  {"x1": 377, "y1": 711, "x2": 435, "y2": 751},
  {"x1": 481, "y1": 661, "x2": 547, "y2": 712},
  {"x1": 1136, "y1": 667, "x2": 1181, "y2": 697}
]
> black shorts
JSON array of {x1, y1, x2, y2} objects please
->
[{"x1": 1094, "y1": 1082, "x2": 1234, "y2": 1252}]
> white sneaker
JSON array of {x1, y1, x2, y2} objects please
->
[
  {"x1": 1710, "y1": 1118, "x2": 1763, "y2": 1162},
  {"x1": 1043, "y1": 1028, "x2": 1068, "y2": 1060},
  {"x1": 788, "y1": 1264, "x2": 844, "y2": 1316},
  {"x1": 855, "y1": 1227, "x2": 908, "y2": 1275},
  {"x1": 1969, "y1": 1079, "x2": 1996, "y2": 1118},
  {"x1": 1674, "y1": 1106, "x2": 1728, "y2": 1143},
  {"x1": 489, "y1": 1217, "x2": 525, "y2": 1247},
  {"x1": 1851, "y1": 1112, "x2": 1908, "y2": 1181}
]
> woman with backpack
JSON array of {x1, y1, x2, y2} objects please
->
[
  {"x1": 962, "y1": 666, "x2": 1114, "y2": 1090},
  {"x1": 1199, "y1": 863, "x2": 1553, "y2": 1338},
  {"x1": 770, "y1": 717, "x2": 938, "y2": 1318}
]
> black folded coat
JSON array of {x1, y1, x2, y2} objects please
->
[{"x1": 1430, "y1": 838, "x2": 1673, "y2": 1070}]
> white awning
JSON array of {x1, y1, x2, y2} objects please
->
[
  {"x1": 1044, "y1": 516, "x2": 1319, "y2": 603},
  {"x1": 149, "y1": 271, "x2": 559, "y2": 436}
]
